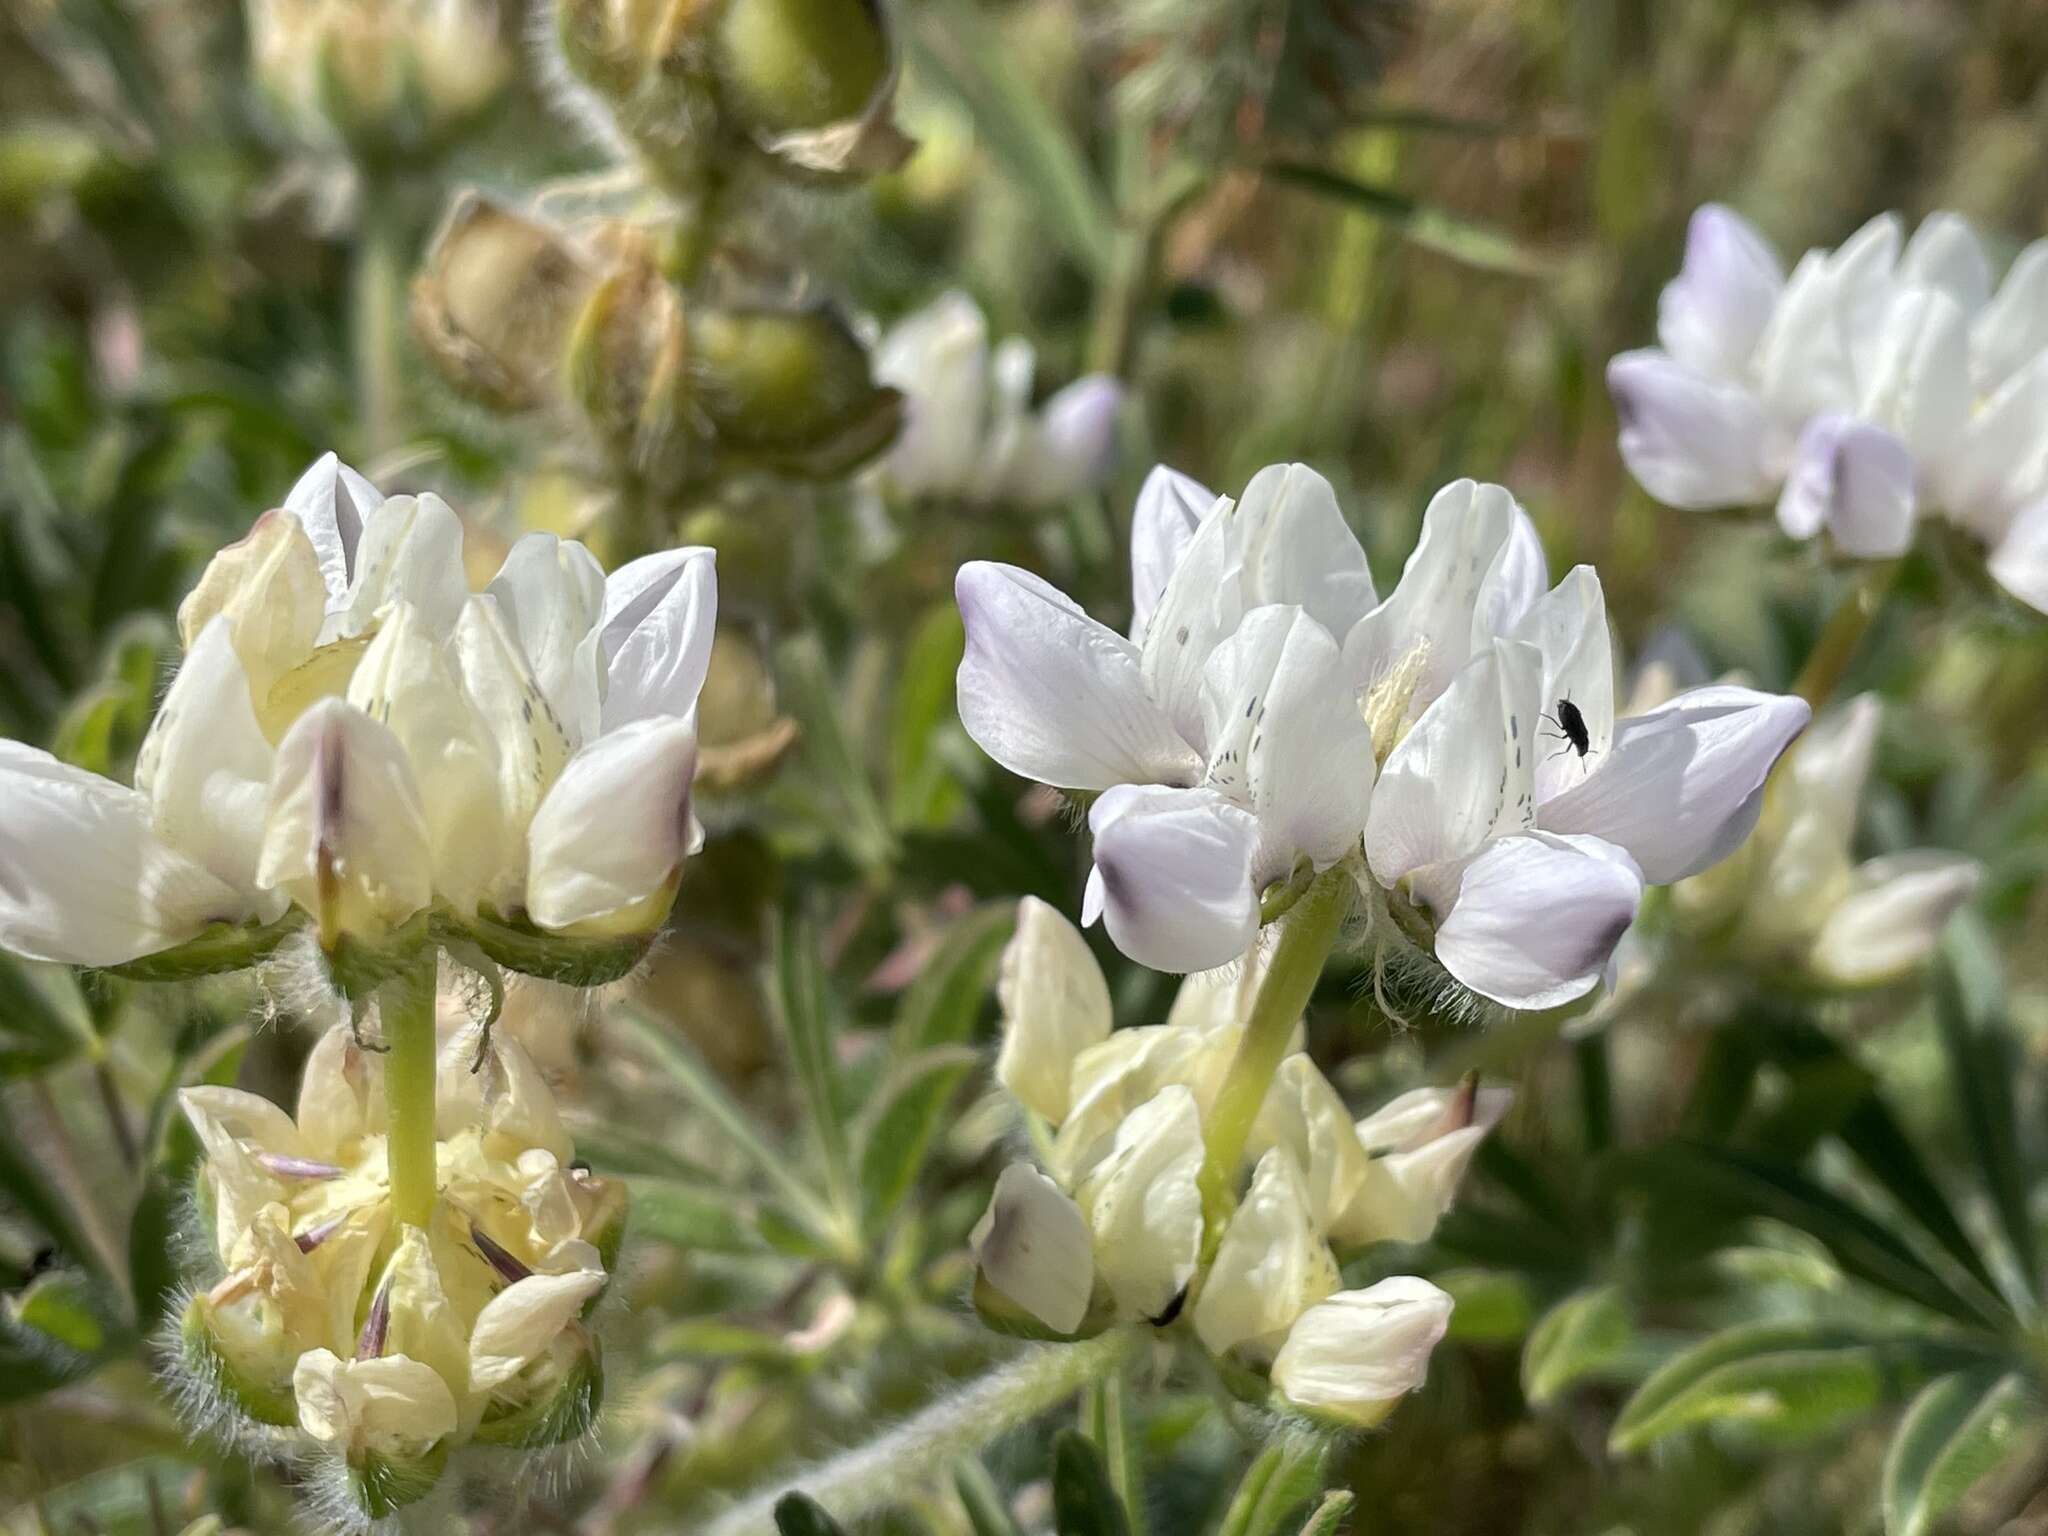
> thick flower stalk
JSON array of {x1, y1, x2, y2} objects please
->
[
  {"x1": 1609, "y1": 205, "x2": 2048, "y2": 611},
  {"x1": 176, "y1": 1014, "x2": 623, "y2": 1523},
  {"x1": 954, "y1": 463, "x2": 1811, "y2": 1009},
  {"x1": 968, "y1": 900, "x2": 1506, "y2": 1427},
  {"x1": 869, "y1": 291, "x2": 1124, "y2": 512},
  {"x1": 1672, "y1": 695, "x2": 1982, "y2": 986}
]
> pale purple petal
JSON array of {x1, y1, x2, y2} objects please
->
[
  {"x1": 1774, "y1": 413, "x2": 1916, "y2": 557},
  {"x1": 1657, "y1": 204, "x2": 1785, "y2": 381},
  {"x1": 598, "y1": 547, "x2": 718, "y2": 730},
  {"x1": 1129, "y1": 465, "x2": 1215, "y2": 645},
  {"x1": 1433, "y1": 833, "x2": 1643, "y2": 1010},
  {"x1": 1085, "y1": 785, "x2": 1260, "y2": 973},
  {"x1": 1608, "y1": 350, "x2": 1783, "y2": 509}
]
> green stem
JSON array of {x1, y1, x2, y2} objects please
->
[
  {"x1": 353, "y1": 187, "x2": 408, "y2": 459},
  {"x1": 703, "y1": 1329, "x2": 1143, "y2": 1536},
  {"x1": 380, "y1": 953, "x2": 440, "y2": 1230},
  {"x1": 1197, "y1": 868, "x2": 1352, "y2": 1239},
  {"x1": 1793, "y1": 560, "x2": 1899, "y2": 711}
]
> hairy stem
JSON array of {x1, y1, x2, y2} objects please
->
[
  {"x1": 380, "y1": 953, "x2": 440, "y2": 1230},
  {"x1": 1197, "y1": 869, "x2": 1353, "y2": 1240},
  {"x1": 703, "y1": 1330, "x2": 1142, "y2": 1536}
]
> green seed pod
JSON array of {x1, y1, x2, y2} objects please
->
[{"x1": 687, "y1": 303, "x2": 903, "y2": 476}]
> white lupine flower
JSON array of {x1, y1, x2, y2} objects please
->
[
  {"x1": 0, "y1": 455, "x2": 716, "y2": 969},
  {"x1": 1675, "y1": 696, "x2": 1980, "y2": 986},
  {"x1": 956, "y1": 465, "x2": 1809, "y2": 1007},
  {"x1": 872, "y1": 292, "x2": 1122, "y2": 510},
  {"x1": 1076, "y1": 1086, "x2": 1206, "y2": 1322},
  {"x1": 970, "y1": 1163, "x2": 1095, "y2": 1335},
  {"x1": 1268, "y1": 1276, "x2": 1455, "y2": 1427},
  {"x1": 1610, "y1": 205, "x2": 2048, "y2": 611},
  {"x1": 1190, "y1": 1148, "x2": 1339, "y2": 1362},
  {"x1": 1335, "y1": 1080, "x2": 1513, "y2": 1247}
]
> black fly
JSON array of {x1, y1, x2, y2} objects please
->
[{"x1": 1541, "y1": 696, "x2": 1591, "y2": 764}]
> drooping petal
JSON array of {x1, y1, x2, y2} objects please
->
[
  {"x1": 1365, "y1": 640, "x2": 1542, "y2": 888},
  {"x1": 1810, "y1": 852, "x2": 1982, "y2": 987},
  {"x1": 970, "y1": 1163, "x2": 1095, "y2": 1335},
  {"x1": 176, "y1": 509, "x2": 327, "y2": 696},
  {"x1": 597, "y1": 547, "x2": 718, "y2": 731},
  {"x1": 469, "y1": 1269, "x2": 606, "y2": 1393},
  {"x1": 293, "y1": 1349, "x2": 460, "y2": 1460},
  {"x1": 1269, "y1": 1277, "x2": 1454, "y2": 1428},
  {"x1": 1774, "y1": 413, "x2": 1917, "y2": 558},
  {"x1": 1198, "y1": 605, "x2": 1375, "y2": 875},
  {"x1": 525, "y1": 714, "x2": 699, "y2": 936},
  {"x1": 296, "y1": 1023, "x2": 387, "y2": 1160},
  {"x1": 1898, "y1": 212, "x2": 1991, "y2": 317},
  {"x1": 1989, "y1": 496, "x2": 2048, "y2": 615},
  {"x1": 1082, "y1": 785, "x2": 1260, "y2": 974},
  {"x1": 257, "y1": 699, "x2": 434, "y2": 941},
  {"x1": 956, "y1": 561, "x2": 1200, "y2": 791},
  {"x1": 0, "y1": 742, "x2": 256, "y2": 965},
  {"x1": 1607, "y1": 350, "x2": 1784, "y2": 510},
  {"x1": 136, "y1": 617, "x2": 279, "y2": 900},
  {"x1": 486, "y1": 532, "x2": 607, "y2": 744},
  {"x1": 1431, "y1": 833, "x2": 1643, "y2": 1010},
  {"x1": 1232, "y1": 464, "x2": 1378, "y2": 640},
  {"x1": 1657, "y1": 204, "x2": 1785, "y2": 381},
  {"x1": 995, "y1": 896, "x2": 1113, "y2": 1124},
  {"x1": 1076, "y1": 1085, "x2": 1205, "y2": 1322},
  {"x1": 1512, "y1": 566, "x2": 1616, "y2": 804},
  {"x1": 329, "y1": 493, "x2": 470, "y2": 641},
  {"x1": 1971, "y1": 241, "x2": 2048, "y2": 396},
  {"x1": 284, "y1": 452, "x2": 384, "y2": 603},
  {"x1": 1129, "y1": 465, "x2": 1215, "y2": 645},
  {"x1": 1192, "y1": 1149, "x2": 1339, "y2": 1362},
  {"x1": 1538, "y1": 685, "x2": 1811, "y2": 885},
  {"x1": 436, "y1": 1022, "x2": 574, "y2": 1162}
]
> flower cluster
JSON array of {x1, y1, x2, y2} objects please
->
[
  {"x1": 870, "y1": 292, "x2": 1123, "y2": 512},
  {"x1": 969, "y1": 900, "x2": 1507, "y2": 1426},
  {"x1": 0, "y1": 454, "x2": 713, "y2": 978},
  {"x1": 1610, "y1": 206, "x2": 2048, "y2": 610},
  {"x1": 955, "y1": 464, "x2": 1810, "y2": 1008},
  {"x1": 177, "y1": 1012, "x2": 622, "y2": 1520},
  {"x1": 1673, "y1": 695, "x2": 1982, "y2": 986}
]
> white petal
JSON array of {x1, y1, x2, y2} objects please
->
[
  {"x1": 295, "y1": 1023, "x2": 386, "y2": 1159},
  {"x1": 1898, "y1": 212, "x2": 1991, "y2": 316},
  {"x1": 1269, "y1": 1277, "x2": 1454, "y2": 1427},
  {"x1": 1538, "y1": 685, "x2": 1811, "y2": 884},
  {"x1": 1192, "y1": 1149, "x2": 1339, "y2": 1362},
  {"x1": 1365, "y1": 640, "x2": 1542, "y2": 887},
  {"x1": 1756, "y1": 216, "x2": 1904, "y2": 424},
  {"x1": 377, "y1": 1226, "x2": 469, "y2": 1395},
  {"x1": 453, "y1": 594, "x2": 576, "y2": 894},
  {"x1": 137, "y1": 617, "x2": 278, "y2": 899},
  {"x1": 873, "y1": 291, "x2": 988, "y2": 498},
  {"x1": 1432, "y1": 832, "x2": 1643, "y2": 1010},
  {"x1": 256, "y1": 699, "x2": 434, "y2": 938},
  {"x1": 1657, "y1": 204, "x2": 1785, "y2": 381},
  {"x1": 1355, "y1": 1081, "x2": 1513, "y2": 1156},
  {"x1": 1810, "y1": 852, "x2": 1982, "y2": 986},
  {"x1": 1247, "y1": 1054, "x2": 1373, "y2": 1233},
  {"x1": 1233, "y1": 464, "x2": 1378, "y2": 639},
  {"x1": 1971, "y1": 241, "x2": 2048, "y2": 395},
  {"x1": 1989, "y1": 497, "x2": 2048, "y2": 614},
  {"x1": 970, "y1": 1163, "x2": 1095, "y2": 1334},
  {"x1": 437, "y1": 1022, "x2": 573, "y2": 1161},
  {"x1": 1129, "y1": 465, "x2": 1215, "y2": 645},
  {"x1": 330, "y1": 493, "x2": 469, "y2": 641},
  {"x1": 1774, "y1": 413, "x2": 1917, "y2": 557},
  {"x1": 175, "y1": 510, "x2": 326, "y2": 695},
  {"x1": 0, "y1": 742, "x2": 255, "y2": 965},
  {"x1": 1855, "y1": 285, "x2": 1970, "y2": 469},
  {"x1": 1512, "y1": 566, "x2": 1616, "y2": 804},
  {"x1": 487, "y1": 533, "x2": 606, "y2": 744},
  {"x1": 597, "y1": 547, "x2": 718, "y2": 731},
  {"x1": 956, "y1": 561, "x2": 1199, "y2": 790},
  {"x1": 284, "y1": 453, "x2": 384, "y2": 603},
  {"x1": 1607, "y1": 350, "x2": 1783, "y2": 509},
  {"x1": 469, "y1": 1270, "x2": 605, "y2": 1393},
  {"x1": 1786, "y1": 694, "x2": 1881, "y2": 838},
  {"x1": 1077, "y1": 1085, "x2": 1205, "y2": 1321},
  {"x1": 1198, "y1": 605, "x2": 1374, "y2": 875},
  {"x1": 1024, "y1": 375, "x2": 1123, "y2": 505},
  {"x1": 1084, "y1": 785, "x2": 1260, "y2": 974},
  {"x1": 525, "y1": 714, "x2": 698, "y2": 934},
  {"x1": 1139, "y1": 501, "x2": 1246, "y2": 750},
  {"x1": 1936, "y1": 354, "x2": 2048, "y2": 537},
  {"x1": 293, "y1": 1349, "x2": 459, "y2": 1459},
  {"x1": 995, "y1": 897, "x2": 1113, "y2": 1123}
]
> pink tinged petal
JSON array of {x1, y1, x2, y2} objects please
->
[
  {"x1": 137, "y1": 616, "x2": 278, "y2": 900},
  {"x1": 956, "y1": 561, "x2": 1200, "y2": 791},
  {"x1": 1084, "y1": 785, "x2": 1259, "y2": 974},
  {"x1": 1774, "y1": 414, "x2": 1917, "y2": 557},
  {"x1": 1971, "y1": 241, "x2": 2048, "y2": 395},
  {"x1": 1269, "y1": 1276, "x2": 1454, "y2": 1428},
  {"x1": 1198, "y1": 605, "x2": 1375, "y2": 875},
  {"x1": 1898, "y1": 212, "x2": 1992, "y2": 316},
  {"x1": 1129, "y1": 465, "x2": 1216, "y2": 645},
  {"x1": 598, "y1": 546, "x2": 718, "y2": 731},
  {"x1": 525, "y1": 715, "x2": 699, "y2": 933},
  {"x1": 1027, "y1": 375, "x2": 1124, "y2": 505},
  {"x1": 1657, "y1": 204, "x2": 1785, "y2": 381},
  {"x1": 285, "y1": 452, "x2": 383, "y2": 602},
  {"x1": 1856, "y1": 285, "x2": 1970, "y2": 467},
  {"x1": 1608, "y1": 350, "x2": 1783, "y2": 510},
  {"x1": 0, "y1": 741, "x2": 255, "y2": 965},
  {"x1": 487, "y1": 532, "x2": 607, "y2": 743},
  {"x1": 1365, "y1": 640, "x2": 1542, "y2": 888},
  {"x1": 1810, "y1": 852, "x2": 1983, "y2": 986},
  {"x1": 1432, "y1": 832, "x2": 1643, "y2": 1010},
  {"x1": 1233, "y1": 464, "x2": 1379, "y2": 639},
  {"x1": 1512, "y1": 567, "x2": 1616, "y2": 805},
  {"x1": 1538, "y1": 684, "x2": 1812, "y2": 885},
  {"x1": 331, "y1": 493, "x2": 469, "y2": 640},
  {"x1": 1989, "y1": 497, "x2": 2048, "y2": 614},
  {"x1": 1139, "y1": 503, "x2": 1246, "y2": 751}
]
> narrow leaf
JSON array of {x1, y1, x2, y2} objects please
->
[
  {"x1": 954, "y1": 1457, "x2": 1028, "y2": 1536},
  {"x1": 1883, "y1": 1370, "x2": 2040, "y2": 1536},
  {"x1": 1295, "y1": 1490, "x2": 1354, "y2": 1536},
  {"x1": 1053, "y1": 1427, "x2": 1132, "y2": 1536},
  {"x1": 1522, "y1": 1284, "x2": 1632, "y2": 1406},
  {"x1": 892, "y1": 903, "x2": 1016, "y2": 1055},
  {"x1": 1263, "y1": 161, "x2": 1550, "y2": 277},
  {"x1": 859, "y1": 1046, "x2": 979, "y2": 1231},
  {"x1": 775, "y1": 1492, "x2": 851, "y2": 1536},
  {"x1": 772, "y1": 905, "x2": 856, "y2": 1213}
]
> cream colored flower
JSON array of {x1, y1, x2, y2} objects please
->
[{"x1": 1268, "y1": 1277, "x2": 1454, "y2": 1427}]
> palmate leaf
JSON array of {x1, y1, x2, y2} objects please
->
[{"x1": 1882, "y1": 1370, "x2": 2044, "y2": 1536}]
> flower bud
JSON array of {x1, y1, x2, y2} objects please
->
[
  {"x1": 1191, "y1": 1149, "x2": 1338, "y2": 1363},
  {"x1": 970, "y1": 1163, "x2": 1095, "y2": 1337},
  {"x1": 995, "y1": 897, "x2": 1112, "y2": 1124},
  {"x1": 176, "y1": 510, "x2": 327, "y2": 698},
  {"x1": 1075, "y1": 1086, "x2": 1204, "y2": 1323},
  {"x1": 1268, "y1": 1277, "x2": 1454, "y2": 1428},
  {"x1": 1333, "y1": 1079, "x2": 1512, "y2": 1248}
]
